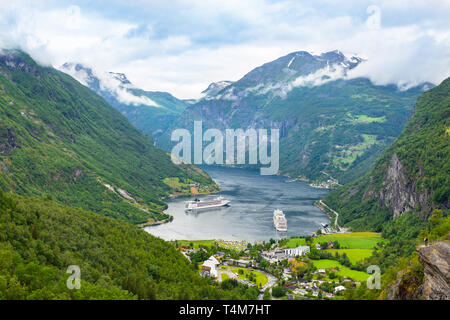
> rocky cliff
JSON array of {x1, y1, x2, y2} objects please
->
[
  {"x1": 418, "y1": 241, "x2": 450, "y2": 300},
  {"x1": 387, "y1": 241, "x2": 450, "y2": 300},
  {"x1": 363, "y1": 152, "x2": 432, "y2": 219}
]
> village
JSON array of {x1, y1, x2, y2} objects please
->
[{"x1": 174, "y1": 231, "x2": 384, "y2": 300}]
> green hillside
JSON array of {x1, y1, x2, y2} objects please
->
[
  {"x1": 324, "y1": 77, "x2": 450, "y2": 231},
  {"x1": 60, "y1": 63, "x2": 188, "y2": 137},
  {"x1": 0, "y1": 50, "x2": 216, "y2": 224},
  {"x1": 117, "y1": 89, "x2": 187, "y2": 136},
  {"x1": 0, "y1": 191, "x2": 257, "y2": 299}
]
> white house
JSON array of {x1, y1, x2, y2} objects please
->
[
  {"x1": 334, "y1": 285, "x2": 346, "y2": 293},
  {"x1": 202, "y1": 256, "x2": 220, "y2": 278},
  {"x1": 284, "y1": 245, "x2": 310, "y2": 257}
]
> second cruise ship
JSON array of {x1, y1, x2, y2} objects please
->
[{"x1": 273, "y1": 209, "x2": 288, "y2": 232}]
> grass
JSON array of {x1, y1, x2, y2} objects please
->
[
  {"x1": 332, "y1": 135, "x2": 379, "y2": 169},
  {"x1": 176, "y1": 239, "x2": 248, "y2": 251},
  {"x1": 285, "y1": 232, "x2": 384, "y2": 249},
  {"x1": 216, "y1": 240, "x2": 248, "y2": 251},
  {"x1": 312, "y1": 259, "x2": 370, "y2": 282},
  {"x1": 346, "y1": 112, "x2": 387, "y2": 124},
  {"x1": 323, "y1": 249, "x2": 374, "y2": 264},
  {"x1": 312, "y1": 260, "x2": 341, "y2": 268},
  {"x1": 229, "y1": 267, "x2": 268, "y2": 287},
  {"x1": 177, "y1": 240, "x2": 215, "y2": 249},
  {"x1": 361, "y1": 134, "x2": 377, "y2": 144},
  {"x1": 221, "y1": 273, "x2": 230, "y2": 281}
]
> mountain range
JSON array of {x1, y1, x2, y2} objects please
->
[
  {"x1": 68, "y1": 50, "x2": 432, "y2": 186},
  {"x1": 0, "y1": 50, "x2": 216, "y2": 225}
]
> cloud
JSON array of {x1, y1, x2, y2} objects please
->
[
  {"x1": 61, "y1": 62, "x2": 160, "y2": 107},
  {"x1": 0, "y1": 0, "x2": 449, "y2": 98}
]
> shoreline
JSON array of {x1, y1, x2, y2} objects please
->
[
  {"x1": 143, "y1": 167, "x2": 332, "y2": 237},
  {"x1": 315, "y1": 199, "x2": 340, "y2": 230},
  {"x1": 144, "y1": 186, "x2": 221, "y2": 229}
]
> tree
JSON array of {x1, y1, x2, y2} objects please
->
[
  {"x1": 263, "y1": 288, "x2": 271, "y2": 300},
  {"x1": 271, "y1": 286, "x2": 286, "y2": 298}
]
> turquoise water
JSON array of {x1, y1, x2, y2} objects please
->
[{"x1": 145, "y1": 166, "x2": 330, "y2": 241}]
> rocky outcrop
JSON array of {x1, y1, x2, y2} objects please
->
[
  {"x1": 386, "y1": 268, "x2": 423, "y2": 300},
  {"x1": 418, "y1": 241, "x2": 450, "y2": 300},
  {"x1": 378, "y1": 153, "x2": 431, "y2": 219},
  {"x1": 386, "y1": 241, "x2": 450, "y2": 300}
]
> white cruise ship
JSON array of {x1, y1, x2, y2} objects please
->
[
  {"x1": 185, "y1": 196, "x2": 230, "y2": 212},
  {"x1": 273, "y1": 209, "x2": 287, "y2": 232}
]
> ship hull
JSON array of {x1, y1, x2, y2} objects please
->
[
  {"x1": 185, "y1": 200, "x2": 230, "y2": 211},
  {"x1": 275, "y1": 226, "x2": 287, "y2": 232}
]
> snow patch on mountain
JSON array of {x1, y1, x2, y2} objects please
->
[
  {"x1": 245, "y1": 61, "x2": 351, "y2": 99},
  {"x1": 60, "y1": 63, "x2": 160, "y2": 108},
  {"x1": 287, "y1": 56, "x2": 295, "y2": 68},
  {"x1": 202, "y1": 80, "x2": 233, "y2": 97}
]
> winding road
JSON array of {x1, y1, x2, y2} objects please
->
[{"x1": 318, "y1": 200, "x2": 340, "y2": 229}]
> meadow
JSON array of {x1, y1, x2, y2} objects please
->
[
  {"x1": 285, "y1": 232, "x2": 384, "y2": 249},
  {"x1": 229, "y1": 267, "x2": 268, "y2": 287},
  {"x1": 323, "y1": 248, "x2": 374, "y2": 264},
  {"x1": 312, "y1": 259, "x2": 370, "y2": 282}
]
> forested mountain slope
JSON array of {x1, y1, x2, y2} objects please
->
[
  {"x1": 0, "y1": 50, "x2": 215, "y2": 224},
  {"x1": 324, "y1": 77, "x2": 450, "y2": 231},
  {"x1": 60, "y1": 63, "x2": 188, "y2": 136},
  {"x1": 0, "y1": 191, "x2": 256, "y2": 299}
]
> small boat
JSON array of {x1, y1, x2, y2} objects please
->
[
  {"x1": 273, "y1": 209, "x2": 287, "y2": 232},
  {"x1": 185, "y1": 196, "x2": 230, "y2": 212}
]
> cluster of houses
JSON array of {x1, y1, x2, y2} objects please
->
[
  {"x1": 314, "y1": 240, "x2": 336, "y2": 250},
  {"x1": 261, "y1": 245, "x2": 310, "y2": 263},
  {"x1": 260, "y1": 241, "x2": 341, "y2": 263},
  {"x1": 200, "y1": 256, "x2": 253, "y2": 279},
  {"x1": 284, "y1": 279, "x2": 347, "y2": 298},
  {"x1": 190, "y1": 240, "x2": 355, "y2": 300}
]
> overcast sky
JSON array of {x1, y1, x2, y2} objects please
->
[{"x1": 1, "y1": 0, "x2": 449, "y2": 99}]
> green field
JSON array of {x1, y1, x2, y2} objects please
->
[
  {"x1": 347, "y1": 112, "x2": 387, "y2": 123},
  {"x1": 323, "y1": 249, "x2": 374, "y2": 264},
  {"x1": 286, "y1": 232, "x2": 384, "y2": 249},
  {"x1": 312, "y1": 259, "x2": 370, "y2": 281},
  {"x1": 229, "y1": 267, "x2": 268, "y2": 287},
  {"x1": 176, "y1": 239, "x2": 248, "y2": 251},
  {"x1": 311, "y1": 259, "x2": 341, "y2": 268},
  {"x1": 177, "y1": 240, "x2": 215, "y2": 248}
]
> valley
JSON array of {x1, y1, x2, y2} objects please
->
[{"x1": 0, "y1": 49, "x2": 448, "y2": 302}]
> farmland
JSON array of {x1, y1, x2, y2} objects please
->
[
  {"x1": 285, "y1": 232, "x2": 384, "y2": 249},
  {"x1": 323, "y1": 249, "x2": 374, "y2": 264},
  {"x1": 312, "y1": 260, "x2": 370, "y2": 281}
]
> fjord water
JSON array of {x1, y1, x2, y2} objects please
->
[{"x1": 145, "y1": 166, "x2": 330, "y2": 241}]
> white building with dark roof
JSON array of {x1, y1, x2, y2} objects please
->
[
  {"x1": 201, "y1": 256, "x2": 220, "y2": 278},
  {"x1": 285, "y1": 245, "x2": 310, "y2": 257}
]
